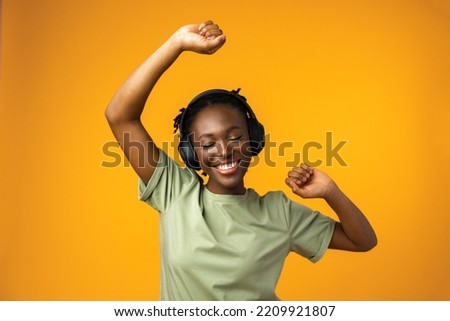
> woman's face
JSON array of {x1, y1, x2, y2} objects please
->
[{"x1": 190, "y1": 104, "x2": 252, "y2": 195}]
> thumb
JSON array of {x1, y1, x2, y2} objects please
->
[{"x1": 205, "y1": 34, "x2": 226, "y2": 50}]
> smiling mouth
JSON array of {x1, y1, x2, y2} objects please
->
[{"x1": 212, "y1": 160, "x2": 241, "y2": 174}]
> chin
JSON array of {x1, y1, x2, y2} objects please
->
[{"x1": 203, "y1": 159, "x2": 249, "y2": 194}]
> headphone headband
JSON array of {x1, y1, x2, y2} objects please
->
[{"x1": 175, "y1": 88, "x2": 256, "y2": 134}]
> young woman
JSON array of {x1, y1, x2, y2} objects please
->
[{"x1": 105, "y1": 20, "x2": 377, "y2": 300}]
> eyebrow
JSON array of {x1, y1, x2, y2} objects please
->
[{"x1": 198, "y1": 126, "x2": 243, "y2": 139}]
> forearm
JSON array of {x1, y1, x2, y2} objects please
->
[
  {"x1": 325, "y1": 182, "x2": 377, "y2": 251},
  {"x1": 105, "y1": 34, "x2": 182, "y2": 123}
]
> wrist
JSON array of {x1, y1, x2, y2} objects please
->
[
  {"x1": 323, "y1": 180, "x2": 340, "y2": 201},
  {"x1": 167, "y1": 31, "x2": 185, "y2": 55}
]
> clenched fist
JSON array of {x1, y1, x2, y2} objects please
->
[
  {"x1": 173, "y1": 20, "x2": 226, "y2": 55},
  {"x1": 285, "y1": 163, "x2": 337, "y2": 199}
]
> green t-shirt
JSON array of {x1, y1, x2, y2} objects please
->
[{"x1": 138, "y1": 150, "x2": 335, "y2": 300}]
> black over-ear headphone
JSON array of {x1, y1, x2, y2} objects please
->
[{"x1": 173, "y1": 88, "x2": 265, "y2": 170}]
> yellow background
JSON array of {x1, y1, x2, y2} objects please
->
[{"x1": 1, "y1": 0, "x2": 449, "y2": 300}]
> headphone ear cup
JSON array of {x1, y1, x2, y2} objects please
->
[
  {"x1": 178, "y1": 136, "x2": 201, "y2": 170},
  {"x1": 248, "y1": 119, "x2": 265, "y2": 156}
]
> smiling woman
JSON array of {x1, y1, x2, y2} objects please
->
[
  {"x1": 2, "y1": 0, "x2": 449, "y2": 302},
  {"x1": 104, "y1": 20, "x2": 377, "y2": 300},
  {"x1": 189, "y1": 104, "x2": 251, "y2": 195},
  {"x1": 173, "y1": 88, "x2": 263, "y2": 195}
]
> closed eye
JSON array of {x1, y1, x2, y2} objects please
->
[
  {"x1": 201, "y1": 142, "x2": 215, "y2": 149},
  {"x1": 229, "y1": 135, "x2": 243, "y2": 141}
]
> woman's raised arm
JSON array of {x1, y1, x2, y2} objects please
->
[{"x1": 105, "y1": 21, "x2": 226, "y2": 183}]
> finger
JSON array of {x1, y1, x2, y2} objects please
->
[
  {"x1": 205, "y1": 35, "x2": 226, "y2": 54},
  {"x1": 287, "y1": 170, "x2": 301, "y2": 179},
  {"x1": 301, "y1": 163, "x2": 314, "y2": 175},
  {"x1": 206, "y1": 29, "x2": 223, "y2": 40},
  {"x1": 199, "y1": 23, "x2": 221, "y2": 37},
  {"x1": 287, "y1": 171, "x2": 308, "y2": 186},
  {"x1": 200, "y1": 21, "x2": 218, "y2": 32},
  {"x1": 285, "y1": 178, "x2": 299, "y2": 192},
  {"x1": 198, "y1": 20, "x2": 214, "y2": 31},
  {"x1": 296, "y1": 165, "x2": 314, "y2": 177},
  {"x1": 291, "y1": 167, "x2": 311, "y2": 180},
  {"x1": 202, "y1": 27, "x2": 222, "y2": 39}
]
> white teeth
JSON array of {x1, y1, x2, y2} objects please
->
[{"x1": 217, "y1": 161, "x2": 237, "y2": 171}]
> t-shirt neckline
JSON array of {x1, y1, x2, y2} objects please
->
[{"x1": 203, "y1": 186, "x2": 251, "y2": 202}]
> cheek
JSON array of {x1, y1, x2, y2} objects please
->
[
  {"x1": 194, "y1": 148, "x2": 215, "y2": 169},
  {"x1": 239, "y1": 139, "x2": 252, "y2": 158}
]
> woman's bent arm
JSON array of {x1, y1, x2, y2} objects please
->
[{"x1": 286, "y1": 164, "x2": 377, "y2": 252}]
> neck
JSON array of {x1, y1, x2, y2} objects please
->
[{"x1": 205, "y1": 182, "x2": 246, "y2": 195}]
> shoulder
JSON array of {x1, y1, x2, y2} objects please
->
[
  {"x1": 139, "y1": 148, "x2": 201, "y2": 209},
  {"x1": 251, "y1": 189, "x2": 320, "y2": 220}
]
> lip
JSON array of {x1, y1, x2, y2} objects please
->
[{"x1": 211, "y1": 160, "x2": 241, "y2": 175}]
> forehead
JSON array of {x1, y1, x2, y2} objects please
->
[{"x1": 190, "y1": 104, "x2": 248, "y2": 135}]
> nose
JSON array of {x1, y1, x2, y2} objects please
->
[{"x1": 211, "y1": 139, "x2": 231, "y2": 158}]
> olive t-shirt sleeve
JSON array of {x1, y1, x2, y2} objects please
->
[
  {"x1": 137, "y1": 149, "x2": 197, "y2": 213},
  {"x1": 282, "y1": 193, "x2": 335, "y2": 263}
]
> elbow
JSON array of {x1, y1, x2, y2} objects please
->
[
  {"x1": 359, "y1": 235, "x2": 378, "y2": 252},
  {"x1": 104, "y1": 103, "x2": 128, "y2": 126},
  {"x1": 105, "y1": 101, "x2": 140, "y2": 125},
  {"x1": 105, "y1": 104, "x2": 118, "y2": 124}
]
